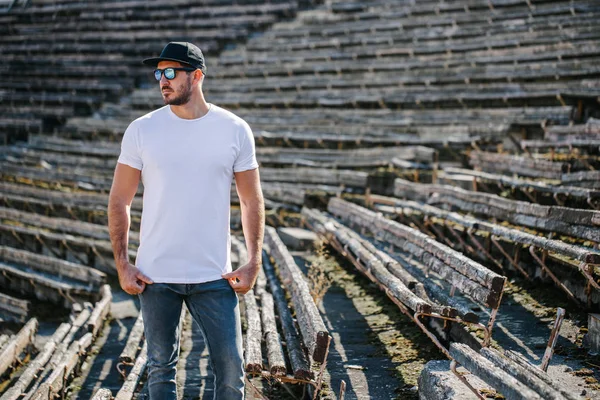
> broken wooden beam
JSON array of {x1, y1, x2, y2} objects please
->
[
  {"x1": 30, "y1": 332, "x2": 94, "y2": 400},
  {"x1": 1, "y1": 323, "x2": 71, "y2": 400},
  {"x1": 450, "y1": 343, "x2": 543, "y2": 400},
  {"x1": 119, "y1": 313, "x2": 144, "y2": 365},
  {"x1": 87, "y1": 285, "x2": 112, "y2": 338},
  {"x1": 264, "y1": 226, "x2": 330, "y2": 364},
  {"x1": 480, "y1": 347, "x2": 575, "y2": 400},
  {"x1": 262, "y1": 254, "x2": 312, "y2": 380},
  {"x1": 502, "y1": 349, "x2": 578, "y2": 400},
  {"x1": 242, "y1": 290, "x2": 263, "y2": 374},
  {"x1": 0, "y1": 318, "x2": 38, "y2": 377},
  {"x1": 260, "y1": 291, "x2": 287, "y2": 376},
  {"x1": 115, "y1": 342, "x2": 148, "y2": 400}
]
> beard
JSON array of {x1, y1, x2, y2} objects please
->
[{"x1": 162, "y1": 76, "x2": 193, "y2": 106}]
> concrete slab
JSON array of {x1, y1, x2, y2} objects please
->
[{"x1": 277, "y1": 227, "x2": 318, "y2": 250}]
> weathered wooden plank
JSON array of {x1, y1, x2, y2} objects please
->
[
  {"x1": 260, "y1": 291, "x2": 287, "y2": 376},
  {"x1": 328, "y1": 198, "x2": 505, "y2": 308},
  {"x1": 87, "y1": 285, "x2": 112, "y2": 338},
  {"x1": 242, "y1": 290, "x2": 263, "y2": 373},
  {"x1": 450, "y1": 343, "x2": 543, "y2": 400},
  {"x1": 30, "y1": 332, "x2": 94, "y2": 400},
  {"x1": 260, "y1": 167, "x2": 368, "y2": 188},
  {"x1": 480, "y1": 347, "x2": 573, "y2": 400},
  {"x1": 372, "y1": 196, "x2": 600, "y2": 264},
  {"x1": 441, "y1": 167, "x2": 600, "y2": 201},
  {"x1": 394, "y1": 178, "x2": 600, "y2": 242},
  {"x1": 0, "y1": 207, "x2": 140, "y2": 244},
  {"x1": 469, "y1": 151, "x2": 569, "y2": 179},
  {"x1": 503, "y1": 349, "x2": 578, "y2": 400},
  {"x1": 119, "y1": 313, "x2": 144, "y2": 364},
  {"x1": 256, "y1": 145, "x2": 436, "y2": 167},
  {"x1": 264, "y1": 226, "x2": 330, "y2": 363},
  {"x1": 0, "y1": 292, "x2": 29, "y2": 320},
  {"x1": 0, "y1": 222, "x2": 135, "y2": 272},
  {"x1": 0, "y1": 182, "x2": 143, "y2": 211},
  {"x1": 262, "y1": 255, "x2": 312, "y2": 380},
  {"x1": 0, "y1": 323, "x2": 71, "y2": 400},
  {"x1": 0, "y1": 318, "x2": 37, "y2": 377},
  {"x1": 303, "y1": 207, "x2": 432, "y2": 314},
  {"x1": 115, "y1": 342, "x2": 148, "y2": 400},
  {"x1": 23, "y1": 306, "x2": 94, "y2": 398},
  {"x1": 0, "y1": 246, "x2": 106, "y2": 286}
]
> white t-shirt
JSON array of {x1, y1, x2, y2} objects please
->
[{"x1": 117, "y1": 104, "x2": 258, "y2": 283}]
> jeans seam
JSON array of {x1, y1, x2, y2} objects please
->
[{"x1": 186, "y1": 301, "x2": 219, "y2": 387}]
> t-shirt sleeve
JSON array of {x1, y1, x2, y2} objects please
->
[
  {"x1": 233, "y1": 121, "x2": 259, "y2": 173},
  {"x1": 117, "y1": 122, "x2": 143, "y2": 170}
]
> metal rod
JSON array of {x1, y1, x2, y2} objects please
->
[
  {"x1": 450, "y1": 360, "x2": 485, "y2": 400},
  {"x1": 339, "y1": 380, "x2": 347, "y2": 400},
  {"x1": 490, "y1": 237, "x2": 530, "y2": 280},
  {"x1": 579, "y1": 262, "x2": 600, "y2": 291},
  {"x1": 529, "y1": 246, "x2": 578, "y2": 304},
  {"x1": 540, "y1": 307, "x2": 566, "y2": 372},
  {"x1": 466, "y1": 230, "x2": 504, "y2": 272},
  {"x1": 443, "y1": 221, "x2": 475, "y2": 254}
]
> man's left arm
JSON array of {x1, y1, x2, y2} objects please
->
[{"x1": 222, "y1": 168, "x2": 265, "y2": 294}]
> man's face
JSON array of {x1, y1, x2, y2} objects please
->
[{"x1": 157, "y1": 61, "x2": 195, "y2": 106}]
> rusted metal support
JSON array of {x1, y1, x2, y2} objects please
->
[
  {"x1": 467, "y1": 229, "x2": 505, "y2": 272},
  {"x1": 491, "y1": 238, "x2": 530, "y2": 280},
  {"x1": 444, "y1": 221, "x2": 475, "y2": 254},
  {"x1": 424, "y1": 218, "x2": 455, "y2": 248},
  {"x1": 529, "y1": 246, "x2": 577, "y2": 304},
  {"x1": 579, "y1": 262, "x2": 600, "y2": 291},
  {"x1": 450, "y1": 359, "x2": 485, "y2": 400},
  {"x1": 339, "y1": 380, "x2": 347, "y2": 400},
  {"x1": 540, "y1": 307, "x2": 565, "y2": 372}
]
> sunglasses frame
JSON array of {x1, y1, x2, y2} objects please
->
[{"x1": 154, "y1": 67, "x2": 196, "y2": 81}]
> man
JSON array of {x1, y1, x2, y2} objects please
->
[{"x1": 108, "y1": 42, "x2": 264, "y2": 400}]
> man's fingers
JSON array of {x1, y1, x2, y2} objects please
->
[
  {"x1": 222, "y1": 271, "x2": 237, "y2": 280},
  {"x1": 137, "y1": 272, "x2": 154, "y2": 284}
]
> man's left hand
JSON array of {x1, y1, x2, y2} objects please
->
[{"x1": 222, "y1": 260, "x2": 261, "y2": 295}]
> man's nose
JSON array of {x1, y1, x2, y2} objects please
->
[{"x1": 160, "y1": 73, "x2": 170, "y2": 85}]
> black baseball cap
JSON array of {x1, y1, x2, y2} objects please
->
[{"x1": 143, "y1": 42, "x2": 207, "y2": 75}]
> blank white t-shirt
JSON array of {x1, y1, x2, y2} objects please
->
[{"x1": 118, "y1": 104, "x2": 258, "y2": 283}]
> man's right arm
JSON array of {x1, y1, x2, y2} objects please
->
[{"x1": 108, "y1": 163, "x2": 153, "y2": 294}]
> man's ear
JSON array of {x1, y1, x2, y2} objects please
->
[{"x1": 195, "y1": 69, "x2": 204, "y2": 84}]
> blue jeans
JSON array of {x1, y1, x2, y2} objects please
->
[{"x1": 139, "y1": 279, "x2": 245, "y2": 400}]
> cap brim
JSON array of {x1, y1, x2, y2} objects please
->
[{"x1": 142, "y1": 57, "x2": 191, "y2": 67}]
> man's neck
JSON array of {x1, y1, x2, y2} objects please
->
[{"x1": 169, "y1": 98, "x2": 210, "y2": 120}]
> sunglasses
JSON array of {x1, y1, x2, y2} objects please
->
[{"x1": 154, "y1": 67, "x2": 196, "y2": 81}]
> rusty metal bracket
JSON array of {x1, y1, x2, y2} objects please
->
[
  {"x1": 540, "y1": 307, "x2": 565, "y2": 372},
  {"x1": 529, "y1": 246, "x2": 578, "y2": 304},
  {"x1": 466, "y1": 229, "x2": 504, "y2": 272},
  {"x1": 451, "y1": 360, "x2": 485, "y2": 400},
  {"x1": 490, "y1": 237, "x2": 530, "y2": 280}
]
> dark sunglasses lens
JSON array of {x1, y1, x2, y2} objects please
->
[
  {"x1": 154, "y1": 70, "x2": 162, "y2": 81},
  {"x1": 165, "y1": 68, "x2": 176, "y2": 79}
]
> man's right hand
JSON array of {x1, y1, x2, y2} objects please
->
[{"x1": 118, "y1": 263, "x2": 154, "y2": 295}]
